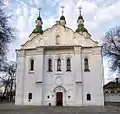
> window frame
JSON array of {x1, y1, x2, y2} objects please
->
[
  {"x1": 30, "y1": 59, "x2": 34, "y2": 71},
  {"x1": 28, "y1": 93, "x2": 32, "y2": 102},
  {"x1": 84, "y1": 58, "x2": 90, "y2": 72},
  {"x1": 66, "y1": 58, "x2": 71, "y2": 72},
  {"x1": 87, "y1": 93, "x2": 91, "y2": 101},
  {"x1": 57, "y1": 58, "x2": 62, "y2": 71},
  {"x1": 48, "y1": 58, "x2": 52, "y2": 72}
]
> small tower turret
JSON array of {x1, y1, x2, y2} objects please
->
[
  {"x1": 76, "y1": 7, "x2": 88, "y2": 34},
  {"x1": 60, "y1": 6, "x2": 66, "y2": 26},
  {"x1": 32, "y1": 8, "x2": 43, "y2": 34}
]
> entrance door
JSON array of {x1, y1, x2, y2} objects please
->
[{"x1": 56, "y1": 92, "x2": 63, "y2": 106}]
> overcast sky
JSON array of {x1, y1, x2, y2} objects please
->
[{"x1": 3, "y1": 0, "x2": 120, "y2": 83}]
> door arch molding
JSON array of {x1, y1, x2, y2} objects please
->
[{"x1": 53, "y1": 86, "x2": 66, "y2": 92}]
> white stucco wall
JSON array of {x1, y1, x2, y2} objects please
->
[
  {"x1": 82, "y1": 47, "x2": 104, "y2": 106},
  {"x1": 15, "y1": 50, "x2": 25, "y2": 105},
  {"x1": 15, "y1": 23, "x2": 104, "y2": 106},
  {"x1": 42, "y1": 49, "x2": 79, "y2": 106},
  {"x1": 15, "y1": 47, "x2": 104, "y2": 106}
]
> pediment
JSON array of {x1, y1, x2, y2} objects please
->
[{"x1": 21, "y1": 24, "x2": 98, "y2": 49}]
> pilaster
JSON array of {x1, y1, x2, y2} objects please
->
[
  {"x1": 73, "y1": 46, "x2": 83, "y2": 106},
  {"x1": 15, "y1": 50, "x2": 25, "y2": 105}
]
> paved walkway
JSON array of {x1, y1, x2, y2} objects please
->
[{"x1": 0, "y1": 104, "x2": 120, "y2": 114}]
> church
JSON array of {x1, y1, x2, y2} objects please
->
[{"x1": 15, "y1": 7, "x2": 104, "y2": 106}]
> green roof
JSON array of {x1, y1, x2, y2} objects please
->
[
  {"x1": 76, "y1": 24, "x2": 88, "y2": 33},
  {"x1": 32, "y1": 25, "x2": 43, "y2": 34}
]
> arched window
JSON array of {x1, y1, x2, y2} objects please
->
[
  {"x1": 84, "y1": 58, "x2": 90, "y2": 72},
  {"x1": 57, "y1": 58, "x2": 61, "y2": 71},
  {"x1": 48, "y1": 59, "x2": 52, "y2": 72},
  {"x1": 30, "y1": 59, "x2": 34, "y2": 71},
  {"x1": 66, "y1": 58, "x2": 71, "y2": 71}
]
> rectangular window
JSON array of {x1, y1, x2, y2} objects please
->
[
  {"x1": 28, "y1": 93, "x2": 32, "y2": 102},
  {"x1": 87, "y1": 94, "x2": 91, "y2": 100},
  {"x1": 84, "y1": 58, "x2": 90, "y2": 72},
  {"x1": 30, "y1": 59, "x2": 34, "y2": 71}
]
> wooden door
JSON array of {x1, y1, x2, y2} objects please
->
[{"x1": 56, "y1": 92, "x2": 63, "y2": 106}]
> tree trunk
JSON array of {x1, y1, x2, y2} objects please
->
[
  {"x1": 1, "y1": 83, "x2": 9, "y2": 102},
  {"x1": 10, "y1": 79, "x2": 13, "y2": 101}
]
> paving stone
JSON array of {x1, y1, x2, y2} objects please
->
[{"x1": 0, "y1": 104, "x2": 120, "y2": 114}]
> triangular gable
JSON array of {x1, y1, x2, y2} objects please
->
[{"x1": 21, "y1": 24, "x2": 98, "y2": 49}]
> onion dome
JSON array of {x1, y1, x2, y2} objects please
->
[
  {"x1": 78, "y1": 15, "x2": 84, "y2": 22},
  {"x1": 37, "y1": 16, "x2": 43, "y2": 24},
  {"x1": 60, "y1": 15, "x2": 65, "y2": 20}
]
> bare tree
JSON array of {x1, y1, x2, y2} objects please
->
[
  {"x1": 102, "y1": 27, "x2": 120, "y2": 73},
  {"x1": 0, "y1": 1, "x2": 15, "y2": 68},
  {"x1": 0, "y1": 61, "x2": 16, "y2": 102}
]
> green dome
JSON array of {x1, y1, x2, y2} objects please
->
[
  {"x1": 76, "y1": 24, "x2": 88, "y2": 33},
  {"x1": 32, "y1": 25, "x2": 43, "y2": 34},
  {"x1": 78, "y1": 15, "x2": 84, "y2": 22},
  {"x1": 60, "y1": 15, "x2": 65, "y2": 20}
]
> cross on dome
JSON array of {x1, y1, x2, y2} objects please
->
[
  {"x1": 38, "y1": 7, "x2": 42, "y2": 17},
  {"x1": 61, "y1": 5, "x2": 64, "y2": 16},
  {"x1": 78, "y1": 6, "x2": 82, "y2": 16}
]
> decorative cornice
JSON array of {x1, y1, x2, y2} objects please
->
[
  {"x1": 74, "y1": 47, "x2": 81, "y2": 54},
  {"x1": 16, "y1": 49, "x2": 26, "y2": 57},
  {"x1": 36, "y1": 47, "x2": 44, "y2": 54}
]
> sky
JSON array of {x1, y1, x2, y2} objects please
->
[{"x1": 2, "y1": 0, "x2": 120, "y2": 83}]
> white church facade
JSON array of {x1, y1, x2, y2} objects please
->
[{"x1": 15, "y1": 8, "x2": 104, "y2": 106}]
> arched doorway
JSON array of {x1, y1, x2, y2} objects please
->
[
  {"x1": 53, "y1": 86, "x2": 66, "y2": 106},
  {"x1": 56, "y1": 92, "x2": 63, "y2": 106}
]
